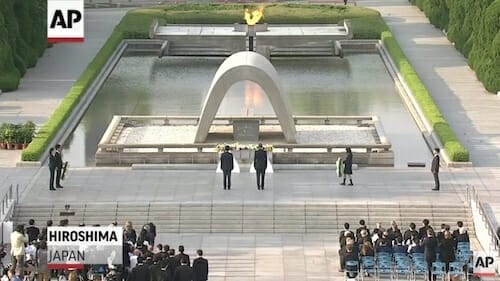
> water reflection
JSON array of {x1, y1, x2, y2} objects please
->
[{"x1": 63, "y1": 54, "x2": 430, "y2": 167}]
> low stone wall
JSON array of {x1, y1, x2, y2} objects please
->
[
  {"x1": 96, "y1": 150, "x2": 393, "y2": 166},
  {"x1": 273, "y1": 151, "x2": 393, "y2": 166}
]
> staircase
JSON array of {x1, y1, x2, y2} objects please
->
[{"x1": 12, "y1": 202, "x2": 474, "y2": 235}]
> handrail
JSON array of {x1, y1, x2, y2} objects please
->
[
  {"x1": 0, "y1": 184, "x2": 19, "y2": 243},
  {"x1": 467, "y1": 185, "x2": 500, "y2": 258}
]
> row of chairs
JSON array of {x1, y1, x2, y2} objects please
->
[{"x1": 346, "y1": 242, "x2": 473, "y2": 281}]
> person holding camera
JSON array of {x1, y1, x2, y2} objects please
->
[{"x1": 10, "y1": 225, "x2": 28, "y2": 278}]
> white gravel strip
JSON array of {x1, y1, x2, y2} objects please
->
[{"x1": 117, "y1": 124, "x2": 378, "y2": 145}]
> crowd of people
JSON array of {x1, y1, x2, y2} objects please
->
[
  {"x1": 5, "y1": 219, "x2": 208, "y2": 281},
  {"x1": 338, "y1": 219, "x2": 471, "y2": 280}
]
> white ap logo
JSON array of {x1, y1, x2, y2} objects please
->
[{"x1": 47, "y1": 0, "x2": 84, "y2": 43}]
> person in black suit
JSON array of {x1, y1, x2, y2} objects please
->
[
  {"x1": 48, "y1": 147, "x2": 56, "y2": 191},
  {"x1": 440, "y1": 231, "x2": 455, "y2": 273},
  {"x1": 403, "y1": 223, "x2": 418, "y2": 244},
  {"x1": 340, "y1": 147, "x2": 353, "y2": 186},
  {"x1": 254, "y1": 143, "x2": 267, "y2": 190},
  {"x1": 192, "y1": 249, "x2": 208, "y2": 281},
  {"x1": 173, "y1": 258, "x2": 193, "y2": 281},
  {"x1": 355, "y1": 219, "x2": 370, "y2": 243},
  {"x1": 418, "y1": 219, "x2": 433, "y2": 240},
  {"x1": 431, "y1": 148, "x2": 440, "y2": 191},
  {"x1": 167, "y1": 249, "x2": 180, "y2": 280},
  {"x1": 130, "y1": 256, "x2": 151, "y2": 281},
  {"x1": 452, "y1": 221, "x2": 470, "y2": 242},
  {"x1": 220, "y1": 145, "x2": 234, "y2": 190},
  {"x1": 423, "y1": 229, "x2": 438, "y2": 281},
  {"x1": 175, "y1": 245, "x2": 190, "y2": 266},
  {"x1": 26, "y1": 219, "x2": 40, "y2": 243},
  {"x1": 54, "y1": 144, "x2": 64, "y2": 188}
]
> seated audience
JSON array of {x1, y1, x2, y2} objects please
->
[
  {"x1": 408, "y1": 238, "x2": 424, "y2": 255},
  {"x1": 359, "y1": 241, "x2": 375, "y2": 257},
  {"x1": 392, "y1": 237, "x2": 408, "y2": 254},
  {"x1": 387, "y1": 221, "x2": 403, "y2": 242}
]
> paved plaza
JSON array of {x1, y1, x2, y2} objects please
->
[{"x1": 0, "y1": 0, "x2": 499, "y2": 280}]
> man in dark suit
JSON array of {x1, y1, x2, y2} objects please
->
[
  {"x1": 403, "y1": 222, "x2": 418, "y2": 244},
  {"x1": 130, "y1": 256, "x2": 151, "y2": 281},
  {"x1": 254, "y1": 143, "x2": 267, "y2": 190},
  {"x1": 175, "y1": 245, "x2": 190, "y2": 266},
  {"x1": 192, "y1": 249, "x2": 208, "y2": 281},
  {"x1": 220, "y1": 145, "x2": 234, "y2": 190},
  {"x1": 48, "y1": 147, "x2": 56, "y2": 191},
  {"x1": 54, "y1": 144, "x2": 64, "y2": 188},
  {"x1": 25, "y1": 219, "x2": 40, "y2": 243},
  {"x1": 167, "y1": 249, "x2": 180, "y2": 280},
  {"x1": 418, "y1": 219, "x2": 433, "y2": 240},
  {"x1": 173, "y1": 258, "x2": 193, "y2": 281},
  {"x1": 431, "y1": 148, "x2": 440, "y2": 191},
  {"x1": 452, "y1": 221, "x2": 470, "y2": 242},
  {"x1": 423, "y1": 229, "x2": 438, "y2": 281}
]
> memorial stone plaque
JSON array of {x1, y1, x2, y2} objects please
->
[{"x1": 233, "y1": 119, "x2": 260, "y2": 142}]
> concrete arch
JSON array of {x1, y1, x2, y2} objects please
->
[{"x1": 195, "y1": 51, "x2": 297, "y2": 143}]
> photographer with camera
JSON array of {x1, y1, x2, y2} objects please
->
[{"x1": 10, "y1": 225, "x2": 28, "y2": 278}]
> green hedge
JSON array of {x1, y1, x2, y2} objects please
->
[
  {"x1": 382, "y1": 31, "x2": 469, "y2": 162},
  {"x1": 409, "y1": 0, "x2": 499, "y2": 93},
  {"x1": 0, "y1": 0, "x2": 47, "y2": 91}
]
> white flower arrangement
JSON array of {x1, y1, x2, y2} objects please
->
[{"x1": 215, "y1": 143, "x2": 273, "y2": 152}]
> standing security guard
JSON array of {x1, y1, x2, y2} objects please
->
[
  {"x1": 54, "y1": 144, "x2": 64, "y2": 188},
  {"x1": 48, "y1": 147, "x2": 56, "y2": 191}
]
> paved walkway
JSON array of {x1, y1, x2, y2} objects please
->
[
  {"x1": 0, "y1": 8, "x2": 128, "y2": 167},
  {"x1": 22, "y1": 167, "x2": 468, "y2": 203},
  {"x1": 359, "y1": 0, "x2": 500, "y2": 168}
]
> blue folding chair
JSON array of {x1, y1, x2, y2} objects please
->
[
  {"x1": 376, "y1": 257, "x2": 393, "y2": 281},
  {"x1": 394, "y1": 258, "x2": 411, "y2": 280},
  {"x1": 449, "y1": 261, "x2": 466, "y2": 281},
  {"x1": 431, "y1": 262, "x2": 446, "y2": 281},
  {"x1": 411, "y1": 261, "x2": 427, "y2": 281},
  {"x1": 345, "y1": 260, "x2": 359, "y2": 280},
  {"x1": 361, "y1": 256, "x2": 376, "y2": 280},
  {"x1": 457, "y1": 242, "x2": 470, "y2": 251}
]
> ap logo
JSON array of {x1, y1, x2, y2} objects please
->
[
  {"x1": 474, "y1": 252, "x2": 496, "y2": 277},
  {"x1": 47, "y1": 0, "x2": 84, "y2": 43}
]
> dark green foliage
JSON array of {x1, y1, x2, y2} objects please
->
[
  {"x1": 0, "y1": 0, "x2": 47, "y2": 91},
  {"x1": 408, "y1": 0, "x2": 499, "y2": 92},
  {"x1": 382, "y1": 31, "x2": 469, "y2": 162}
]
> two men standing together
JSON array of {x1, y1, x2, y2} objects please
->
[
  {"x1": 48, "y1": 144, "x2": 64, "y2": 190},
  {"x1": 220, "y1": 143, "x2": 268, "y2": 190}
]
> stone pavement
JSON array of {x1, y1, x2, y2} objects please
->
[
  {"x1": 359, "y1": 0, "x2": 500, "y2": 167},
  {"x1": 21, "y1": 167, "x2": 468, "y2": 204},
  {"x1": 0, "y1": 8, "x2": 128, "y2": 167}
]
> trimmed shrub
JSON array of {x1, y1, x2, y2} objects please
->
[
  {"x1": 0, "y1": 0, "x2": 47, "y2": 91},
  {"x1": 409, "y1": 0, "x2": 499, "y2": 93},
  {"x1": 382, "y1": 31, "x2": 469, "y2": 162}
]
